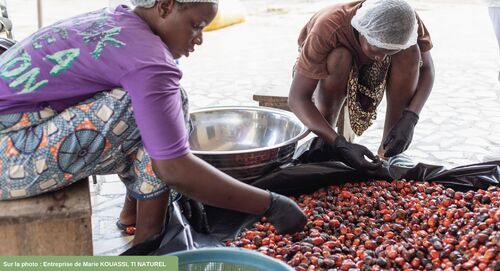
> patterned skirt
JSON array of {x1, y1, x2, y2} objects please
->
[{"x1": 0, "y1": 88, "x2": 191, "y2": 201}]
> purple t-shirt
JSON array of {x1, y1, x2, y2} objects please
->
[{"x1": 0, "y1": 5, "x2": 189, "y2": 160}]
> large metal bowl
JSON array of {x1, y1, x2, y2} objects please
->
[{"x1": 189, "y1": 106, "x2": 309, "y2": 182}]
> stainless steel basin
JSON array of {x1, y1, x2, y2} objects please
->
[{"x1": 189, "y1": 106, "x2": 308, "y2": 182}]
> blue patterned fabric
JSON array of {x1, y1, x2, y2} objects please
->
[{"x1": 0, "y1": 88, "x2": 190, "y2": 201}]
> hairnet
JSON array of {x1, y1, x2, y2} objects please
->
[
  {"x1": 131, "y1": 0, "x2": 218, "y2": 8},
  {"x1": 351, "y1": 0, "x2": 417, "y2": 50}
]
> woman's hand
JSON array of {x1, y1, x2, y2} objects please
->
[
  {"x1": 383, "y1": 110, "x2": 419, "y2": 157},
  {"x1": 330, "y1": 135, "x2": 382, "y2": 172},
  {"x1": 178, "y1": 195, "x2": 211, "y2": 233},
  {"x1": 263, "y1": 191, "x2": 307, "y2": 234}
]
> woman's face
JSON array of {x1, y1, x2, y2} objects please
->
[
  {"x1": 359, "y1": 35, "x2": 400, "y2": 62},
  {"x1": 153, "y1": 1, "x2": 218, "y2": 59}
]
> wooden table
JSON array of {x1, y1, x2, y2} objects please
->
[{"x1": 253, "y1": 89, "x2": 355, "y2": 141}]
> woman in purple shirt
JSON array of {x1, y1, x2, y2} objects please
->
[{"x1": 0, "y1": 0, "x2": 306, "y2": 245}]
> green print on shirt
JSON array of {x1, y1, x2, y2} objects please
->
[
  {"x1": 78, "y1": 16, "x2": 108, "y2": 34},
  {"x1": 75, "y1": 12, "x2": 125, "y2": 59},
  {"x1": 9, "y1": 68, "x2": 48, "y2": 94},
  {"x1": 0, "y1": 49, "x2": 48, "y2": 93},
  {"x1": 81, "y1": 27, "x2": 125, "y2": 59},
  {"x1": 32, "y1": 27, "x2": 70, "y2": 49},
  {"x1": 0, "y1": 50, "x2": 32, "y2": 80},
  {"x1": 45, "y1": 48, "x2": 81, "y2": 76}
]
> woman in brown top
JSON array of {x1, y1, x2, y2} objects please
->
[{"x1": 289, "y1": 0, "x2": 434, "y2": 173}]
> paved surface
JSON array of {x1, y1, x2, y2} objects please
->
[{"x1": 5, "y1": 0, "x2": 500, "y2": 255}]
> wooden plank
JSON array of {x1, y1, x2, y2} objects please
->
[
  {"x1": 253, "y1": 90, "x2": 354, "y2": 141},
  {"x1": 253, "y1": 89, "x2": 290, "y2": 112},
  {"x1": 0, "y1": 180, "x2": 93, "y2": 255},
  {"x1": 0, "y1": 180, "x2": 91, "y2": 224},
  {"x1": 257, "y1": 102, "x2": 290, "y2": 111},
  {"x1": 253, "y1": 94, "x2": 288, "y2": 104},
  {"x1": 0, "y1": 216, "x2": 93, "y2": 255}
]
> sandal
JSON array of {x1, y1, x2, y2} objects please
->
[{"x1": 116, "y1": 220, "x2": 136, "y2": 235}]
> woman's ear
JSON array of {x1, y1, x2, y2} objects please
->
[{"x1": 157, "y1": 0, "x2": 176, "y2": 18}]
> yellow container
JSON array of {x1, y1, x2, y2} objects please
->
[{"x1": 204, "y1": 0, "x2": 246, "y2": 32}]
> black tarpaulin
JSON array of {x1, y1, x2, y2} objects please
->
[{"x1": 121, "y1": 137, "x2": 499, "y2": 255}]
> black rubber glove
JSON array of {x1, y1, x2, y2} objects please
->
[
  {"x1": 178, "y1": 196, "x2": 211, "y2": 233},
  {"x1": 263, "y1": 191, "x2": 307, "y2": 234},
  {"x1": 330, "y1": 135, "x2": 382, "y2": 171},
  {"x1": 383, "y1": 110, "x2": 419, "y2": 157}
]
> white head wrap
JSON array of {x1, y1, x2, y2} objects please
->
[
  {"x1": 351, "y1": 0, "x2": 417, "y2": 50},
  {"x1": 131, "y1": 0, "x2": 218, "y2": 8}
]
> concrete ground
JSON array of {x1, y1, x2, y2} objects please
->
[{"x1": 5, "y1": 0, "x2": 500, "y2": 255}]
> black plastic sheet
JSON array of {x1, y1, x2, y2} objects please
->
[
  {"x1": 122, "y1": 137, "x2": 499, "y2": 255},
  {"x1": 121, "y1": 203, "x2": 241, "y2": 255}
]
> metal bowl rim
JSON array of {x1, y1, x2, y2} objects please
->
[{"x1": 189, "y1": 106, "x2": 310, "y2": 155}]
